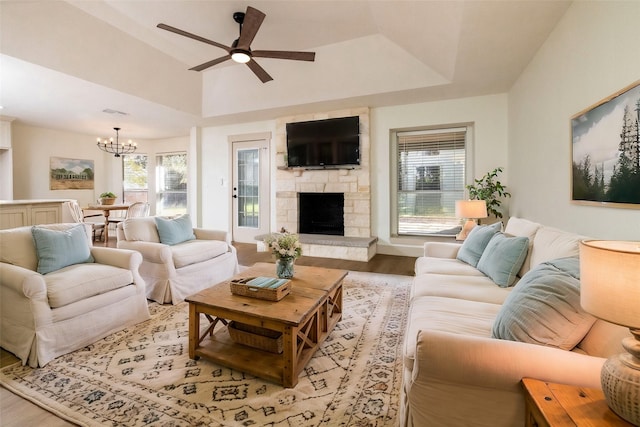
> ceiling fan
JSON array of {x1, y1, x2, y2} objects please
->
[{"x1": 158, "y1": 6, "x2": 316, "y2": 83}]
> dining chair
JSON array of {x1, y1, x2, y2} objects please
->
[
  {"x1": 107, "y1": 202, "x2": 150, "y2": 228},
  {"x1": 68, "y1": 201, "x2": 105, "y2": 242}
]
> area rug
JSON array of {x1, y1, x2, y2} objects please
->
[{"x1": 0, "y1": 271, "x2": 412, "y2": 427}]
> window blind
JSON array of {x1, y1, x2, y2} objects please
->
[{"x1": 396, "y1": 127, "x2": 466, "y2": 236}]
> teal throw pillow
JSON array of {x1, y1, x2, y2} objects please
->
[
  {"x1": 477, "y1": 232, "x2": 529, "y2": 287},
  {"x1": 456, "y1": 222, "x2": 502, "y2": 267},
  {"x1": 31, "y1": 224, "x2": 94, "y2": 274},
  {"x1": 155, "y1": 214, "x2": 196, "y2": 245},
  {"x1": 492, "y1": 257, "x2": 596, "y2": 350}
]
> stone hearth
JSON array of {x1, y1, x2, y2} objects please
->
[{"x1": 256, "y1": 233, "x2": 378, "y2": 263}]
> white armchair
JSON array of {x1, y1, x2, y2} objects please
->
[
  {"x1": 0, "y1": 223, "x2": 150, "y2": 367},
  {"x1": 116, "y1": 216, "x2": 239, "y2": 304}
]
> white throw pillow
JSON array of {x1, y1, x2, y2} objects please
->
[
  {"x1": 529, "y1": 227, "x2": 586, "y2": 269},
  {"x1": 504, "y1": 217, "x2": 541, "y2": 277},
  {"x1": 122, "y1": 217, "x2": 160, "y2": 243}
]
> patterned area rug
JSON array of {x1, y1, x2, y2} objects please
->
[{"x1": 0, "y1": 271, "x2": 411, "y2": 427}]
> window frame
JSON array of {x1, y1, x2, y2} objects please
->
[
  {"x1": 122, "y1": 153, "x2": 149, "y2": 205},
  {"x1": 155, "y1": 151, "x2": 188, "y2": 217},
  {"x1": 390, "y1": 122, "x2": 475, "y2": 238}
]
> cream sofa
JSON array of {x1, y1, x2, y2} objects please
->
[
  {"x1": 116, "y1": 216, "x2": 239, "y2": 304},
  {"x1": 400, "y1": 217, "x2": 630, "y2": 427},
  {"x1": 0, "y1": 223, "x2": 150, "y2": 367}
]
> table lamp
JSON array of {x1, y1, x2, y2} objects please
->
[
  {"x1": 579, "y1": 240, "x2": 640, "y2": 426},
  {"x1": 455, "y1": 200, "x2": 488, "y2": 240}
]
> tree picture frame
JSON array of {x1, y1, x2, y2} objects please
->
[{"x1": 571, "y1": 80, "x2": 640, "y2": 208}]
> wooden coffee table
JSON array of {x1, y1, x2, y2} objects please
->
[{"x1": 185, "y1": 262, "x2": 347, "y2": 387}]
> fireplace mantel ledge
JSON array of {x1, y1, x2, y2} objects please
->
[{"x1": 255, "y1": 233, "x2": 378, "y2": 262}]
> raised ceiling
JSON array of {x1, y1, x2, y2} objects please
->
[{"x1": 0, "y1": 0, "x2": 572, "y2": 139}]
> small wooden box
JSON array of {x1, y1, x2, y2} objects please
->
[
  {"x1": 229, "y1": 276, "x2": 291, "y2": 301},
  {"x1": 228, "y1": 321, "x2": 283, "y2": 354}
]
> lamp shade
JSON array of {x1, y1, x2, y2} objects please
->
[
  {"x1": 455, "y1": 200, "x2": 488, "y2": 219},
  {"x1": 579, "y1": 240, "x2": 640, "y2": 329}
]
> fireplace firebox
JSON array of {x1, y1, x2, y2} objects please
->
[{"x1": 298, "y1": 193, "x2": 344, "y2": 236}]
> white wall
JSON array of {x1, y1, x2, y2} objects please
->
[
  {"x1": 10, "y1": 123, "x2": 189, "y2": 215},
  {"x1": 197, "y1": 94, "x2": 508, "y2": 255},
  {"x1": 509, "y1": 1, "x2": 640, "y2": 240},
  {"x1": 199, "y1": 120, "x2": 276, "y2": 231},
  {"x1": 0, "y1": 119, "x2": 14, "y2": 199},
  {"x1": 19, "y1": 0, "x2": 640, "y2": 248},
  {"x1": 371, "y1": 94, "x2": 509, "y2": 255},
  {"x1": 12, "y1": 123, "x2": 119, "y2": 207}
]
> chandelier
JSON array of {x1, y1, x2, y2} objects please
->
[{"x1": 96, "y1": 127, "x2": 137, "y2": 157}]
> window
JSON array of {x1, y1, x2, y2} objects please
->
[
  {"x1": 123, "y1": 154, "x2": 148, "y2": 204},
  {"x1": 237, "y1": 148, "x2": 260, "y2": 228},
  {"x1": 156, "y1": 152, "x2": 187, "y2": 216},
  {"x1": 393, "y1": 126, "x2": 467, "y2": 236}
]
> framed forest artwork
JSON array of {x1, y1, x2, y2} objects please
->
[
  {"x1": 571, "y1": 80, "x2": 640, "y2": 208},
  {"x1": 50, "y1": 157, "x2": 95, "y2": 190}
]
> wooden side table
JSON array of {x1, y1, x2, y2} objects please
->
[{"x1": 521, "y1": 378, "x2": 635, "y2": 427}]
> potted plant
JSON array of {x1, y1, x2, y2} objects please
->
[
  {"x1": 98, "y1": 192, "x2": 117, "y2": 205},
  {"x1": 263, "y1": 231, "x2": 302, "y2": 279},
  {"x1": 466, "y1": 167, "x2": 511, "y2": 219}
]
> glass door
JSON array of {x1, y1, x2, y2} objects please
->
[{"x1": 232, "y1": 138, "x2": 270, "y2": 243}]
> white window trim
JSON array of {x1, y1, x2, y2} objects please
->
[{"x1": 390, "y1": 122, "x2": 475, "y2": 238}]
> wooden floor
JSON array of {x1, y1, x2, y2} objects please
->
[
  {"x1": 234, "y1": 242, "x2": 417, "y2": 276},
  {"x1": 0, "y1": 236, "x2": 416, "y2": 426}
]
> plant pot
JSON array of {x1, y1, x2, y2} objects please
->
[{"x1": 100, "y1": 197, "x2": 116, "y2": 205}]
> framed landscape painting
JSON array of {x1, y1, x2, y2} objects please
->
[
  {"x1": 571, "y1": 80, "x2": 640, "y2": 208},
  {"x1": 50, "y1": 157, "x2": 95, "y2": 190}
]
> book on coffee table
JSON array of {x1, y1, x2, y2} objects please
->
[{"x1": 230, "y1": 276, "x2": 291, "y2": 301}]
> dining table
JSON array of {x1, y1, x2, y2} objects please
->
[{"x1": 85, "y1": 203, "x2": 130, "y2": 245}]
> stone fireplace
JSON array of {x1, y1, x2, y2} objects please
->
[{"x1": 273, "y1": 107, "x2": 377, "y2": 261}]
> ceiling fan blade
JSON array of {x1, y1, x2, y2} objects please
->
[
  {"x1": 189, "y1": 55, "x2": 232, "y2": 72},
  {"x1": 236, "y1": 6, "x2": 265, "y2": 50},
  {"x1": 157, "y1": 23, "x2": 230, "y2": 52},
  {"x1": 246, "y1": 59, "x2": 273, "y2": 83},
  {"x1": 252, "y1": 50, "x2": 316, "y2": 62}
]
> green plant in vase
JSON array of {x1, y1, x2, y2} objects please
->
[
  {"x1": 99, "y1": 191, "x2": 117, "y2": 205},
  {"x1": 466, "y1": 167, "x2": 511, "y2": 220}
]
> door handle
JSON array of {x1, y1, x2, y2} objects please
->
[{"x1": 233, "y1": 194, "x2": 237, "y2": 199}]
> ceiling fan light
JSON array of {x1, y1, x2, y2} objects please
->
[{"x1": 231, "y1": 51, "x2": 251, "y2": 63}]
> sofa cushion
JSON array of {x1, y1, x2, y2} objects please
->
[
  {"x1": 32, "y1": 224, "x2": 94, "y2": 275},
  {"x1": 529, "y1": 227, "x2": 585, "y2": 270},
  {"x1": 577, "y1": 319, "x2": 628, "y2": 358},
  {"x1": 491, "y1": 257, "x2": 596, "y2": 350},
  {"x1": 477, "y1": 233, "x2": 529, "y2": 287},
  {"x1": 404, "y1": 296, "x2": 501, "y2": 369},
  {"x1": 123, "y1": 217, "x2": 160, "y2": 243},
  {"x1": 155, "y1": 215, "x2": 196, "y2": 245},
  {"x1": 456, "y1": 222, "x2": 502, "y2": 267},
  {"x1": 45, "y1": 263, "x2": 134, "y2": 308},
  {"x1": 171, "y1": 239, "x2": 229, "y2": 269},
  {"x1": 504, "y1": 217, "x2": 541, "y2": 276},
  {"x1": 415, "y1": 257, "x2": 486, "y2": 277},
  {"x1": 412, "y1": 273, "x2": 512, "y2": 305}
]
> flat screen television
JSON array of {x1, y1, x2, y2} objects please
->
[{"x1": 286, "y1": 116, "x2": 360, "y2": 168}]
